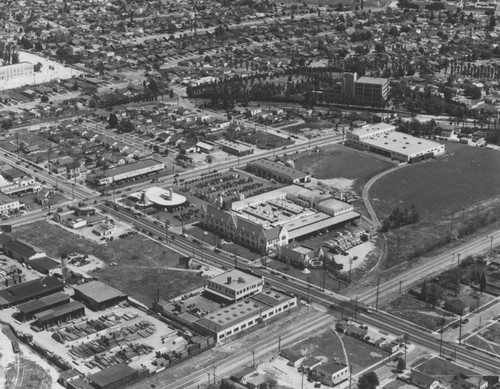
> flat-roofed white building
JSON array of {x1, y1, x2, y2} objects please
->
[
  {"x1": 0, "y1": 192, "x2": 23, "y2": 215},
  {"x1": 193, "y1": 289, "x2": 297, "y2": 342},
  {"x1": 206, "y1": 269, "x2": 264, "y2": 302},
  {"x1": 0, "y1": 62, "x2": 34, "y2": 82},
  {"x1": 347, "y1": 123, "x2": 445, "y2": 163}
]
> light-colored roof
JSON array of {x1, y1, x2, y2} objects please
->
[
  {"x1": 248, "y1": 159, "x2": 309, "y2": 181},
  {"x1": 210, "y1": 269, "x2": 262, "y2": 293},
  {"x1": 73, "y1": 280, "x2": 126, "y2": 303},
  {"x1": 356, "y1": 76, "x2": 389, "y2": 85},
  {"x1": 144, "y1": 187, "x2": 186, "y2": 207},
  {"x1": 361, "y1": 131, "x2": 443, "y2": 157},
  {"x1": 287, "y1": 211, "x2": 360, "y2": 240}
]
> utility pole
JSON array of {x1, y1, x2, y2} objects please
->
[
  {"x1": 251, "y1": 351, "x2": 255, "y2": 368},
  {"x1": 439, "y1": 315, "x2": 444, "y2": 356},
  {"x1": 278, "y1": 336, "x2": 281, "y2": 353},
  {"x1": 322, "y1": 265, "x2": 326, "y2": 292},
  {"x1": 354, "y1": 296, "x2": 358, "y2": 322},
  {"x1": 457, "y1": 253, "x2": 461, "y2": 266},
  {"x1": 399, "y1": 280, "x2": 402, "y2": 294},
  {"x1": 165, "y1": 222, "x2": 169, "y2": 246},
  {"x1": 375, "y1": 277, "x2": 380, "y2": 311},
  {"x1": 213, "y1": 366, "x2": 216, "y2": 384},
  {"x1": 459, "y1": 315, "x2": 462, "y2": 345}
]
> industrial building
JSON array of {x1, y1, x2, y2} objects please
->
[
  {"x1": 3, "y1": 238, "x2": 46, "y2": 263},
  {"x1": 347, "y1": 123, "x2": 445, "y2": 163},
  {"x1": 88, "y1": 159, "x2": 165, "y2": 186},
  {"x1": 88, "y1": 363, "x2": 140, "y2": 389},
  {"x1": 16, "y1": 292, "x2": 70, "y2": 321},
  {"x1": 73, "y1": 281, "x2": 127, "y2": 310},
  {"x1": 34, "y1": 301, "x2": 85, "y2": 329},
  {"x1": 0, "y1": 192, "x2": 24, "y2": 216},
  {"x1": 216, "y1": 139, "x2": 254, "y2": 157},
  {"x1": 247, "y1": 159, "x2": 311, "y2": 184},
  {"x1": 193, "y1": 289, "x2": 296, "y2": 342},
  {"x1": 201, "y1": 185, "x2": 360, "y2": 253},
  {"x1": 0, "y1": 276, "x2": 64, "y2": 308},
  {"x1": 0, "y1": 62, "x2": 34, "y2": 82},
  {"x1": 205, "y1": 269, "x2": 264, "y2": 302}
]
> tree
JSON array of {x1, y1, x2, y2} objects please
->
[
  {"x1": 108, "y1": 113, "x2": 119, "y2": 129},
  {"x1": 396, "y1": 357, "x2": 406, "y2": 372},
  {"x1": 480, "y1": 272, "x2": 487, "y2": 293},
  {"x1": 358, "y1": 372, "x2": 379, "y2": 389},
  {"x1": 118, "y1": 119, "x2": 135, "y2": 133},
  {"x1": 41, "y1": 95, "x2": 49, "y2": 103},
  {"x1": 34, "y1": 62, "x2": 42, "y2": 72}
]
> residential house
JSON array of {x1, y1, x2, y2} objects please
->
[{"x1": 410, "y1": 371, "x2": 442, "y2": 389}]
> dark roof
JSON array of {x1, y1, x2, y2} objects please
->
[
  {"x1": 18, "y1": 292, "x2": 70, "y2": 315},
  {"x1": 0, "y1": 233, "x2": 13, "y2": 245},
  {"x1": 0, "y1": 276, "x2": 63, "y2": 307},
  {"x1": 89, "y1": 363, "x2": 137, "y2": 388},
  {"x1": 73, "y1": 281, "x2": 127, "y2": 304},
  {"x1": 29, "y1": 256, "x2": 60, "y2": 272},
  {"x1": 35, "y1": 301, "x2": 85, "y2": 323},
  {"x1": 68, "y1": 378, "x2": 94, "y2": 389},
  {"x1": 3, "y1": 239, "x2": 39, "y2": 258},
  {"x1": 248, "y1": 158, "x2": 309, "y2": 181}
]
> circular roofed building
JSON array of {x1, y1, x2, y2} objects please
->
[{"x1": 142, "y1": 187, "x2": 187, "y2": 210}]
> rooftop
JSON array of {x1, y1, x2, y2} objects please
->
[
  {"x1": 356, "y1": 76, "x2": 389, "y2": 85},
  {"x1": 17, "y1": 292, "x2": 70, "y2": 315},
  {"x1": 89, "y1": 363, "x2": 137, "y2": 387},
  {"x1": 286, "y1": 210, "x2": 360, "y2": 240},
  {"x1": 35, "y1": 301, "x2": 85, "y2": 323},
  {"x1": 209, "y1": 269, "x2": 262, "y2": 293},
  {"x1": 248, "y1": 159, "x2": 309, "y2": 181},
  {"x1": 102, "y1": 159, "x2": 164, "y2": 178},
  {"x1": 362, "y1": 131, "x2": 443, "y2": 157},
  {"x1": 0, "y1": 276, "x2": 63, "y2": 307},
  {"x1": 73, "y1": 280, "x2": 127, "y2": 303}
]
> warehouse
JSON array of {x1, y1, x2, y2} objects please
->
[
  {"x1": 88, "y1": 363, "x2": 140, "y2": 389},
  {"x1": 16, "y1": 292, "x2": 70, "y2": 321},
  {"x1": 347, "y1": 123, "x2": 445, "y2": 163},
  {"x1": 28, "y1": 256, "x2": 60, "y2": 275},
  {"x1": 0, "y1": 276, "x2": 64, "y2": 308},
  {"x1": 193, "y1": 290, "x2": 296, "y2": 342},
  {"x1": 247, "y1": 159, "x2": 311, "y2": 184},
  {"x1": 3, "y1": 238, "x2": 46, "y2": 263},
  {"x1": 216, "y1": 139, "x2": 254, "y2": 157},
  {"x1": 73, "y1": 281, "x2": 127, "y2": 311},
  {"x1": 89, "y1": 159, "x2": 165, "y2": 186},
  {"x1": 34, "y1": 301, "x2": 85, "y2": 329}
]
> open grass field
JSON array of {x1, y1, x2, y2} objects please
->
[
  {"x1": 295, "y1": 145, "x2": 395, "y2": 192},
  {"x1": 416, "y1": 356, "x2": 475, "y2": 376},
  {"x1": 466, "y1": 333, "x2": 500, "y2": 355},
  {"x1": 371, "y1": 143, "x2": 500, "y2": 220},
  {"x1": 14, "y1": 221, "x2": 204, "y2": 305},
  {"x1": 286, "y1": 327, "x2": 387, "y2": 374}
]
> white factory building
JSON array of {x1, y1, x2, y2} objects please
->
[{"x1": 347, "y1": 123, "x2": 445, "y2": 163}]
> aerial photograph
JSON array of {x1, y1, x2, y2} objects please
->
[{"x1": 0, "y1": 0, "x2": 499, "y2": 388}]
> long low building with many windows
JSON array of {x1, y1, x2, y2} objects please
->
[
  {"x1": 193, "y1": 288, "x2": 296, "y2": 342},
  {"x1": 87, "y1": 159, "x2": 165, "y2": 186},
  {"x1": 347, "y1": 123, "x2": 445, "y2": 163}
]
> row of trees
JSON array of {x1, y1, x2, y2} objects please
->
[{"x1": 381, "y1": 206, "x2": 420, "y2": 232}]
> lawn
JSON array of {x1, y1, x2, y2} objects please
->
[
  {"x1": 286, "y1": 327, "x2": 387, "y2": 374},
  {"x1": 14, "y1": 221, "x2": 204, "y2": 305},
  {"x1": 416, "y1": 357, "x2": 475, "y2": 376},
  {"x1": 295, "y1": 145, "x2": 395, "y2": 192},
  {"x1": 466, "y1": 333, "x2": 500, "y2": 355},
  {"x1": 371, "y1": 142, "x2": 500, "y2": 221},
  {"x1": 383, "y1": 294, "x2": 454, "y2": 331}
]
